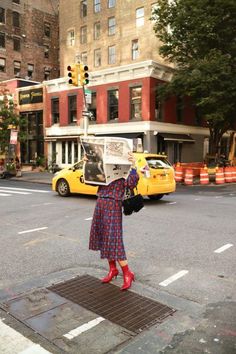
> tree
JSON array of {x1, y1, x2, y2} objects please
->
[
  {"x1": 151, "y1": 0, "x2": 236, "y2": 155},
  {"x1": 0, "y1": 85, "x2": 26, "y2": 156}
]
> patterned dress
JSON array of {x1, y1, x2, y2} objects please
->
[{"x1": 89, "y1": 168, "x2": 139, "y2": 260}]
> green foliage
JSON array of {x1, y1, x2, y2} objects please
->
[
  {"x1": 0, "y1": 88, "x2": 27, "y2": 154},
  {"x1": 151, "y1": 0, "x2": 236, "y2": 154}
]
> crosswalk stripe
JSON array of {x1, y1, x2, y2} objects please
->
[
  {"x1": 0, "y1": 189, "x2": 31, "y2": 195},
  {"x1": 0, "y1": 186, "x2": 50, "y2": 193},
  {"x1": 0, "y1": 193, "x2": 11, "y2": 196}
]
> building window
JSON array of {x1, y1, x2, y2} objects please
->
[
  {"x1": 108, "y1": 0, "x2": 115, "y2": 8},
  {"x1": 13, "y1": 36, "x2": 21, "y2": 51},
  {"x1": 27, "y1": 63, "x2": 34, "y2": 79},
  {"x1": 81, "y1": 52, "x2": 87, "y2": 64},
  {"x1": 12, "y1": 11, "x2": 20, "y2": 27},
  {"x1": 80, "y1": 26, "x2": 87, "y2": 44},
  {"x1": 44, "y1": 69, "x2": 50, "y2": 80},
  {"x1": 68, "y1": 95, "x2": 77, "y2": 123},
  {"x1": 136, "y1": 7, "x2": 144, "y2": 27},
  {"x1": 131, "y1": 39, "x2": 139, "y2": 60},
  {"x1": 67, "y1": 30, "x2": 75, "y2": 46},
  {"x1": 51, "y1": 98, "x2": 59, "y2": 124},
  {"x1": 89, "y1": 92, "x2": 97, "y2": 121},
  {"x1": 130, "y1": 86, "x2": 142, "y2": 120},
  {"x1": 94, "y1": 22, "x2": 101, "y2": 40},
  {"x1": 108, "y1": 45, "x2": 116, "y2": 64},
  {"x1": 94, "y1": 0, "x2": 101, "y2": 13},
  {"x1": 62, "y1": 142, "x2": 66, "y2": 164},
  {"x1": 108, "y1": 17, "x2": 116, "y2": 35},
  {"x1": 14, "y1": 60, "x2": 21, "y2": 77},
  {"x1": 44, "y1": 45, "x2": 49, "y2": 58},
  {"x1": 0, "y1": 32, "x2": 5, "y2": 49},
  {"x1": 94, "y1": 48, "x2": 101, "y2": 67},
  {"x1": 80, "y1": 0, "x2": 87, "y2": 17},
  {"x1": 155, "y1": 90, "x2": 163, "y2": 121},
  {"x1": 108, "y1": 89, "x2": 119, "y2": 121},
  {"x1": 0, "y1": 8, "x2": 5, "y2": 24},
  {"x1": 44, "y1": 22, "x2": 50, "y2": 37},
  {"x1": 0, "y1": 58, "x2": 6, "y2": 72}
]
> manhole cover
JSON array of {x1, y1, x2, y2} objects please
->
[{"x1": 48, "y1": 275, "x2": 176, "y2": 333}]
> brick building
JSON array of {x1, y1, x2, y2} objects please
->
[{"x1": 0, "y1": 0, "x2": 59, "y2": 82}]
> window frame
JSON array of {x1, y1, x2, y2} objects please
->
[
  {"x1": 12, "y1": 11, "x2": 20, "y2": 27},
  {"x1": 130, "y1": 86, "x2": 142, "y2": 120},
  {"x1": 27, "y1": 63, "x2": 34, "y2": 79},
  {"x1": 80, "y1": 0, "x2": 87, "y2": 18},
  {"x1": 94, "y1": 0, "x2": 101, "y2": 13},
  {"x1": 136, "y1": 7, "x2": 144, "y2": 27},
  {"x1": 44, "y1": 22, "x2": 51, "y2": 37},
  {"x1": 68, "y1": 95, "x2": 77, "y2": 124},
  {"x1": 108, "y1": 45, "x2": 116, "y2": 64},
  {"x1": 131, "y1": 39, "x2": 139, "y2": 60},
  {"x1": 0, "y1": 8, "x2": 5, "y2": 24},
  {"x1": 13, "y1": 36, "x2": 21, "y2": 51},
  {"x1": 0, "y1": 57, "x2": 6, "y2": 72},
  {"x1": 94, "y1": 48, "x2": 101, "y2": 67},
  {"x1": 51, "y1": 97, "x2": 60, "y2": 124},
  {"x1": 67, "y1": 29, "x2": 75, "y2": 46},
  {"x1": 108, "y1": 0, "x2": 116, "y2": 8},
  {"x1": 108, "y1": 89, "x2": 119, "y2": 121},
  {"x1": 108, "y1": 17, "x2": 116, "y2": 36},
  {"x1": 14, "y1": 60, "x2": 21, "y2": 77},
  {"x1": 94, "y1": 21, "x2": 101, "y2": 40},
  {"x1": 80, "y1": 26, "x2": 87, "y2": 44},
  {"x1": 0, "y1": 32, "x2": 5, "y2": 49}
]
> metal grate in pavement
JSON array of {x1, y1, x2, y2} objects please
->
[{"x1": 48, "y1": 275, "x2": 176, "y2": 333}]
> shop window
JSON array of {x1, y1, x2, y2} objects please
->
[
  {"x1": 130, "y1": 86, "x2": 142, "y2": 120},
  {"x1": 89, "y1": 92, "x2": 97, "y2": 121},
  {"x1": 108, "y1": 45, "x2": 116, "y2": 64},
  {"x1": 108, "y1": 17, "x2": 116, "y2": 35},
  {"x1": 51, "y1": 98, "x2": 59, "y2": 124},
  {"x1": 80, "y1": 0, "x2": 87, "y2": 17},
  {"x1": 94, "y1": 48, "x2": 101, "y2": 67},
  {"x1": 0, "y1": 32, "x2": 5, "y2": 48},
  {"x1": 14, "y1": 60, "x2": 21, "y2": 77},
  {"x1": 136, "y1": 7, "x2": 144, "y2": 27},
  {"x1": 44, "y1": 22, "x2": 50, "y2": 37},
  {"x1": 0, "y1": 8, "x2": 5, "y2": 24},
  {"x1": 0, "y1": 58, "x2": 6, "y2": 72},
  {"x1": 68, "y1": 95, "x2": 77, "y2": 123},
  {"x1": 67, "y1": 29, "x2": 75, "y2": 46},
  {"x1": 80, "y1": 26, "x2": 87, "y2": 44},
  {"x1": 12, "y1": 11, "x2": 20, "y2": 27},
  {"x1": 94, "y1": 22, "x2": 101, "y2": 40},
  {"x1": 27, "y1": 63, "x2": 34, "y2": 79},
  {"x1": 62, "y1": 142, "x2": 66, "y2": 164},
  {"x1": 108, "y1": 0, "x2": 115, "y2": 8},
  {"x1": 131, "y1": 39, "x2": 139, "y2": 60},
  {"x1": 108, "y1": 89, "x2": 119, "y2": 121},
  {"x1": 13, "y1": 36, "x2": 21, "y2": 51},
  {"x1": 94, "y1": 0, "x2": 101, "y2": 13}
]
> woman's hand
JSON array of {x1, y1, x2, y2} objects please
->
[{"x1": 128, "y1": 152, "x2": 136, "y2": 167}]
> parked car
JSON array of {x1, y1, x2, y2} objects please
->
[{"x1": 52, "y1": 153, "x2": 176, "y2": 200}]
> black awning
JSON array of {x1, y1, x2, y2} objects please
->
[
  {"x1": 95, "y1": 132, "x2": 143, "y2": 139},
  {"x1": 159, "y1": 133, "x2": 195, "y2": 143}
]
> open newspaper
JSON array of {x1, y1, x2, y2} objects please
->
[{"x1": 80, "y1": 136, "x2": 133, "y2": 185}]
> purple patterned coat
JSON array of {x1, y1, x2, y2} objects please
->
[{"x1": 89, "y1": 168, "x2": 139, "y2": 260}]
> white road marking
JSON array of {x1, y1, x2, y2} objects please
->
[
  {"x1": 0, "y1": 186, "x2": 50, "y2": 193},
  {"x1": 0, "y1": 189, "x2": 31, "y2": 195},
  {"x1": 0, "y1": 193, "x2": 11, "y2": 196},
  {"x1": 0, "y1": 318, "x2": 51, "y2": 353},
  {"x1": 159, "y1": 270, "x2": 189, "y2": 287},
  {"x1": 18, "y1": 227, "x2": 48, "y2": 235},
  {"x1": 214, "y1": 243, "x2": 233, "y2": 253},
  {"x1": 168, "y1": 202, "x2": 177, "y2": 204},
  {"x1": 85, "y1": 217, "x2": 93, "y2": 220},
  {"x1": 63, "y1": 317, "x2": 105, "y2": 340}
]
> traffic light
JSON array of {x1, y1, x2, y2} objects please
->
[
  {"x1": 67, "y1": 64, "x2": 79, "y2": 86},
  {"x1": 79, "y1": 64, "x2": 89, "y2": 86}
]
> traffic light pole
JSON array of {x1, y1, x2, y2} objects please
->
[{"x1": 82, "y1": 86, "x2": 89, "y2": 137}]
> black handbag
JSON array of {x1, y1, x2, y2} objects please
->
[{"x1": 122, "y1": 187, "x2": 144, "y2": 216}]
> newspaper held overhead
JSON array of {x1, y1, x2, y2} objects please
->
[{"x1": 80, "y1": 137, "x2": 133, "y2": 186}]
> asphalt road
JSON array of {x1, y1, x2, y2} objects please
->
[{"x1": 0, "y1": 179, "x2": 235, "y2": 353}]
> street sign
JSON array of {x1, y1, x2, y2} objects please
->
[
  {"x1": 85, "y1": 89, "x2": 92, "y2": 104},
  {"x1": 82, "y1": 110, "x2": 93, "y2": 117}
]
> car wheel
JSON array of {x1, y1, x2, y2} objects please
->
[
  {"x1": 57, "y1": 179, "x2": 70, "y2": 197},
  {"x1": 148, "y1": 194, "x2": 164, "y2": 200}
]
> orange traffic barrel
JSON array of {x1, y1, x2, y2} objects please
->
[
  {"x1": 184, "y1": 168, "x2": 193, "y2": 185},
  {"x1": 232, "y1": 167, "x2": 236, "y2": 182},
  {"x1": 215, "y1": 167, "x2": 225, "y2": 184},
  {"x1": 224, "y1": 166, "x2": 233, "y2": 183},
  {"x1": 200, "y1": 166, "x2": 209, "y2": 184},
  {"x1": 174, "y1": 164, "x2": 183, "y2": 182}
]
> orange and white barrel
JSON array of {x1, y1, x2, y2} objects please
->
[
  {"x1": 200, "y1": 167, "x2": 209, "y2": 184},
  {"x1": 215, "y1": 167, "x2": 225, "y2": 184},
  {"x1": 231, "y1": 167, "x2": 236, "y2": 182},
  {"x1": 224, "y1": 166, "x2": 233, "y2": 183},
  {"x1": 174, "y1": 164, "x2": 183, "y2": 182},
  {"x1": 184, "y1": 168, "x2": 193, "y2": 185}
]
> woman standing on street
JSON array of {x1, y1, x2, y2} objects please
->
[{"x1": 88, "y1": 152, "x2": 139, "y2": 291}]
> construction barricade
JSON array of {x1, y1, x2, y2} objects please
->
[
  {"x1": 184, "y1": 168, "x2": 193, "y2": 185},
  {"x1": 200, "y1": 166, "x2": 209, "y2": 184},
  {"x1": 232, "y1": 166, "x2": 236, "y2": 182},
  {"x1": 174, "y1": 163, "x2": 183, "y2": 182},
  {"x1": 224, "y1": 166, "x2": 233, "y2": 183},
  {"x1": 215, "y1": 167, "x2": 225, "y2": 184}
]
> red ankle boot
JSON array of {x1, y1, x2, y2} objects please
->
[
  {"x1": 101, "y1": 260, "x2": 119, "y2": 283},
  {"x1": 120, "y1": 265, "x2": 135, "y2": 291}
]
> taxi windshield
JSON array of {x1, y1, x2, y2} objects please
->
[{"x1": 145, "y1": 157, "x2": 172, "y2": 169}]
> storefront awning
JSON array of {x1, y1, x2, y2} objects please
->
[
  {"x1": 44, "y1": 135, "x2": 80, "y2": 141},
  {"x1": 159, "y1": 133, "x2": 195, "y2": 143},
  {"x1": 95, "y1": 132, "x2": 143, "y2": 139}
]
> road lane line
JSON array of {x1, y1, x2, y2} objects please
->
[
  {"x1": 63, "y1": 317, "x2": 105, "y2": 340},
  {"x1": 85, "y1": 217, "x2": 93, "y2": 220},
  {"x1": 0, "y1": 186, "x2": 50, "y2": 193},
  {"x1": 159, "y1": 270, "x2": 189, "y2": 287},
  {"x1": 0, "y1": 193, "x2": 11, "y2": 196},
  {"x1": 0, "y1": 318, "x2": 51, "y2": 353},
  {"x1": 18, "y1": 227, "x2": 48, "y2": 235},
  {"x1": 168, "y1": 202, "x2": 177, "y2": 204},
  {"x1": 0, "y1": 189, "x2": 31, "y2": 195},
  {"x1": 214, "y1": 243, "x2": 233, "y2": 253}
]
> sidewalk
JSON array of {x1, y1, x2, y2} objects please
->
[{"x1": 10, "y1": 170, "x2": 53, "y2": 185}]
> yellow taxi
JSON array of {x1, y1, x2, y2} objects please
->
[{"x1": 52, "y1": 153, "x2": 176, "y2": 200}]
